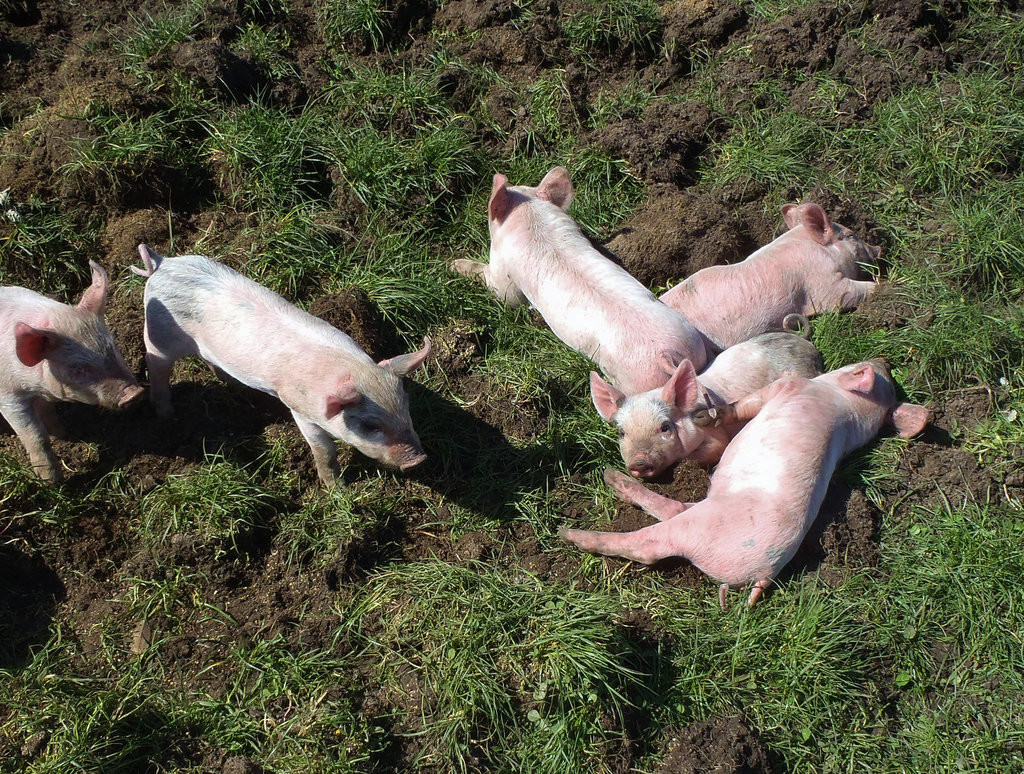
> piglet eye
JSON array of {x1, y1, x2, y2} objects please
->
[
  {"x1": 659, "y1": 421, "x2": 673, "y2": 434},
  {"x1": 691, "y1": 409, "x2": 713, "y2": 427},
  {"x1": 617, "y1": 427, "x2": 625, "y2": 439}
]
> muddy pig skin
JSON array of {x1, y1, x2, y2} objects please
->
[
  {"x1": 134, "y1": 245, "x2": 431, "y2": 486},
  {"x1": 591, "y1": 332, "x2": 824, "y2": 477},
  {"x1": 0, "y1": 262, "x2": 143, "y2": 482},
  {"x1": 660, "y1": 203, "x2": 880, "y2": 352},
  {"x1": 563, "y1": 360, "x2": 930, "y2": 608},
  {"x1": 451, "y1": 167, "x2": 711, "y2": 395}
]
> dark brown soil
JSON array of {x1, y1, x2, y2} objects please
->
[{"x1": 0, "y1": 0, "x2": 1007, "y2": 770}]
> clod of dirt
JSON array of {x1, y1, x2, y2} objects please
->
[
  {"x1": 101, "y1": 209, "x2": 171, "y2": 271},
  {"x1": 661, "y1": 0, "x2": 749, "y2": 52},
  {"x1": 750, "y1": 3, "x2": 845, "y2": 73},
  {"x1": 0, "y1": 109, "x2": 96, "y2": 203},
  {"x1": 429, "y1": 319, "x2": 484, "y2": 377},
  {"x1": 308, "y1": 288, "x2": 387, "y2": 360},
  {"x1": 654, "y1": 716, "x2": 775, "y2": 774},
  {"x1": 603, "y1": 186, "x2": 762, "y2": 289},
  {"x1": 590, "y1": 101, "x2": 719, "y2": 188},
  {"x1": 170, "y1": 40, "x2": 267, "y2": 102},
  {"x1": 222, "y1": 756, "x2": 265, "y2": 774}
]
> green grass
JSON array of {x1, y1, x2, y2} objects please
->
[{"x1": 3, "y1": 0, "x2": 1024, "y2": 771}]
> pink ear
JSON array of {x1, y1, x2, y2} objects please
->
[
  {"x1": 325, "y1": 379, "x2": 361, "y2": 419},
  {"x1": 488, "y1": 174, "x2": 514, "y2": 224},
  {"x1": 782, "y1": 203, "x2": 833, "y2": 245},
  {"x1": 379, "y1": 337, "x2": 431, "y2": 377},
  {"x1": 535, "y1": 166, "x2": 573, "y2": 210},
  {"x1": 835, "y1": 363, "x2": 876, "y2": 394},
  {"x1": 590, "y1": 371, "x2": 625, "y2": 422},
  {"x1": 78, "y1": 260, "x2": 110, "y2": 314},
  {"x1": 14, "y1": 323, "x2": 57, "y2": 367},
  {"x1": 888, "y1": 402, "x2": 931, "y2": 438},
  {"x1": 660, "y1": 359, "x2": 699, "y2": 411}
]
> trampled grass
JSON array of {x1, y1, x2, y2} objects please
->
[{"x1": 3, "y1": 0, "x2": 1024, "y2": 772}]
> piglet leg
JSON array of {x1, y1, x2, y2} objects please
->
[
  {"x1": 32, "y1": 397, "x2": 65, "y2": 439},
  {"x1": 451, "y1": 260, "x2": 527, "y2": 306},
  {"x1": 1, "y1": 400, "x2": 61, "y2": 482},
  {"x1": 291, "y1": 411, "x2": 340, "y2": 487},
  {"x1": 603, "y1": 468, "x2": 691, "y2": 521},
  {"x1": 560, "y1": 519, "x2": 689, "y2": 565}
]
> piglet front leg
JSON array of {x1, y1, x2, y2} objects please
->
[
  {"x1": 291, "y1": 411, "x2": 340, "y2": 487},
  {"x1": 603, "y1": 468, "x2": 692, "y2": 521},
  {"x1": 1, "y1": 399, "x2": 62, "y2": 482}
]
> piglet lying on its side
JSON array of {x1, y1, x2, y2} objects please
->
[
  {"x1": 0, "y1": 262, "x2": 144, "y2": 481},
  {"x1": 452, "y1": 167, "x2": 711, "y2": 395},
  {"x1": 134, "y1": 245, "x2": 431, "y2": 486},
  {"x1": 591, "y1": 332, "x2": 824, "y2": 478},
  {"x1": 563, "y1": 360, "x2": 930, "y2": 607},
  {"x1": 660, "y1": 203, "x2": 880, "y2": 352}
]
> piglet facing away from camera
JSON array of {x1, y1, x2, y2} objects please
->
[
  {"x1": 0, "y1": 262, "x2": 144, "y2": 482},
  {"x1": 134, "y1": 245, "x2": 431, "y2": 486},
  {"x1": 563, "y1": 360, "x2": 931, "y2": 608},
  {"x1": 660, "y1": 203, "x2": 880, "y2": 352},
  {"x1": 451, "y1": 167, "x2": 711, "y2": 395},
  {"x1": 591, "y1": 332, "x2": 824, "y2": 478}
]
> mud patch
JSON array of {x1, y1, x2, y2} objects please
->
[
  {"x1": 654, "y1": 715, "x2": 775, "y2": 774},
  {"x1": 604, "y1": 186, "x2": 767, "y2": 289}
]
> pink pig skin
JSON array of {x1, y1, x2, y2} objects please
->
[
  {"x1": 134, "y1": 245, "x2": 431, "y2": 486},
  {"x1": 563, "y1": 360, "x2": 931, "y2": 608},
  {"x1": 660, "y1": 203, "x2": 880, "y2": 352},
  {"x1": 0, "y1": 262, "x2": 144, "y2": 482},
  {"x1": 451, "y1": 167, "x2": 711, "y2": 395},
  {"x1": 591, "y1": 332, "x2": 823, "y2": 477}
]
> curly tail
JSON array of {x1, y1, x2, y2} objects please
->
[
  {"x1": 782, "y1": 313, "x2": 811, "y2": 339},
  {"x1": 131, "y1": 244, "x2": 164, "y2": 278}
]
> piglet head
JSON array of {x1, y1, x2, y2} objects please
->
[
  {"x1": 593, "y1": 359, "x2": 714, "y2": 478},
  {"x1": 781, "y1": 202, "x2": 880, "y2": 274},
  {"x1": 14, "y1": 262, "x2": 141, "y2": 409},
  {"x1": 828, "y1": 359, "x2": 930, "y2": 438},
  {"x1": 489, "y1": 167, "x2": 574, "y2": 228},
  {"x1": 325, "y1": 339, "x2": 432, "y2": 472}
]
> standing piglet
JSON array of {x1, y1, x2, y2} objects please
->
[
  {"x1": 134, "y1": 245, "x2": 431, "y2": 486},
  {"x1": 452, "y1": 167, "x2": 711, "y2": 394},
  {"x1": 562, "y1": 360, "x2": 930, "y2": 607},
  {"x1": 591, "y1": 332, "x2": 824, "y2": 477},
  {"x1": 660, "y1": 203, "x2": 880, "y2": 351},
  {"x1": 0, "y1": 262, "x2": 144, "y2": 482}
]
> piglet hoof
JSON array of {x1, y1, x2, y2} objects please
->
[
  {"x1": 602, "y1": 467, "x2": 633, "y2": 491},
  {"x1": 34, "y1": 462, "x2": 63, "y2": 484},
  {"x1": 558, "y1": 526, "x2": 586, "y2": 549},
  {"x1": 746, "y1": 579, "x2": 771, "y2": 608},
  {"x1": 718, "y1": 584, "x2": 729, "y2": 610}
]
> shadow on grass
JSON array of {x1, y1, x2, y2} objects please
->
[{"x1": 0, "y1": 542, "x2": 65, "y2": 670}]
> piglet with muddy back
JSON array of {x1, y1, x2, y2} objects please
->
[
  {"x1": 451, "y1": 167, "x2": 712, "y2": 396},
  {"x1": 563, "y1": 360, "x2": 930, "y2": 608},
  {"x1": 133, "y1": 245, "x2": 431, "y2": 486},
  {"x1": 591, "y1": 330, "x2": 824, "y2": 478},
  {"x1": 0, "y1": 261, "x2": 144, "y2": 482},
  {"x1": 660, "y1": 202, "x2": 880, "y2": 352}
]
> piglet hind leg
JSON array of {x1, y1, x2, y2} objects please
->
[
  {"x1": 603, "y1": 468, "x2": 691, "y2": 521},
  {"x1": 560, "y1": 518, "x2": 690, "y2": 565},
  {"x1": 291, "y1": 411, "x2": 340, "y2": 487}
]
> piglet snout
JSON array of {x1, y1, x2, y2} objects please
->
[
  {"x1": 117, "y1": 384, "x2": 145, "y2": 409},
  {"x1": 399, "y1": 452, "x2": 427, "y2": 471},
  {"x1": 629, "y1": 456, "x2": 657, "y2": 478}
]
